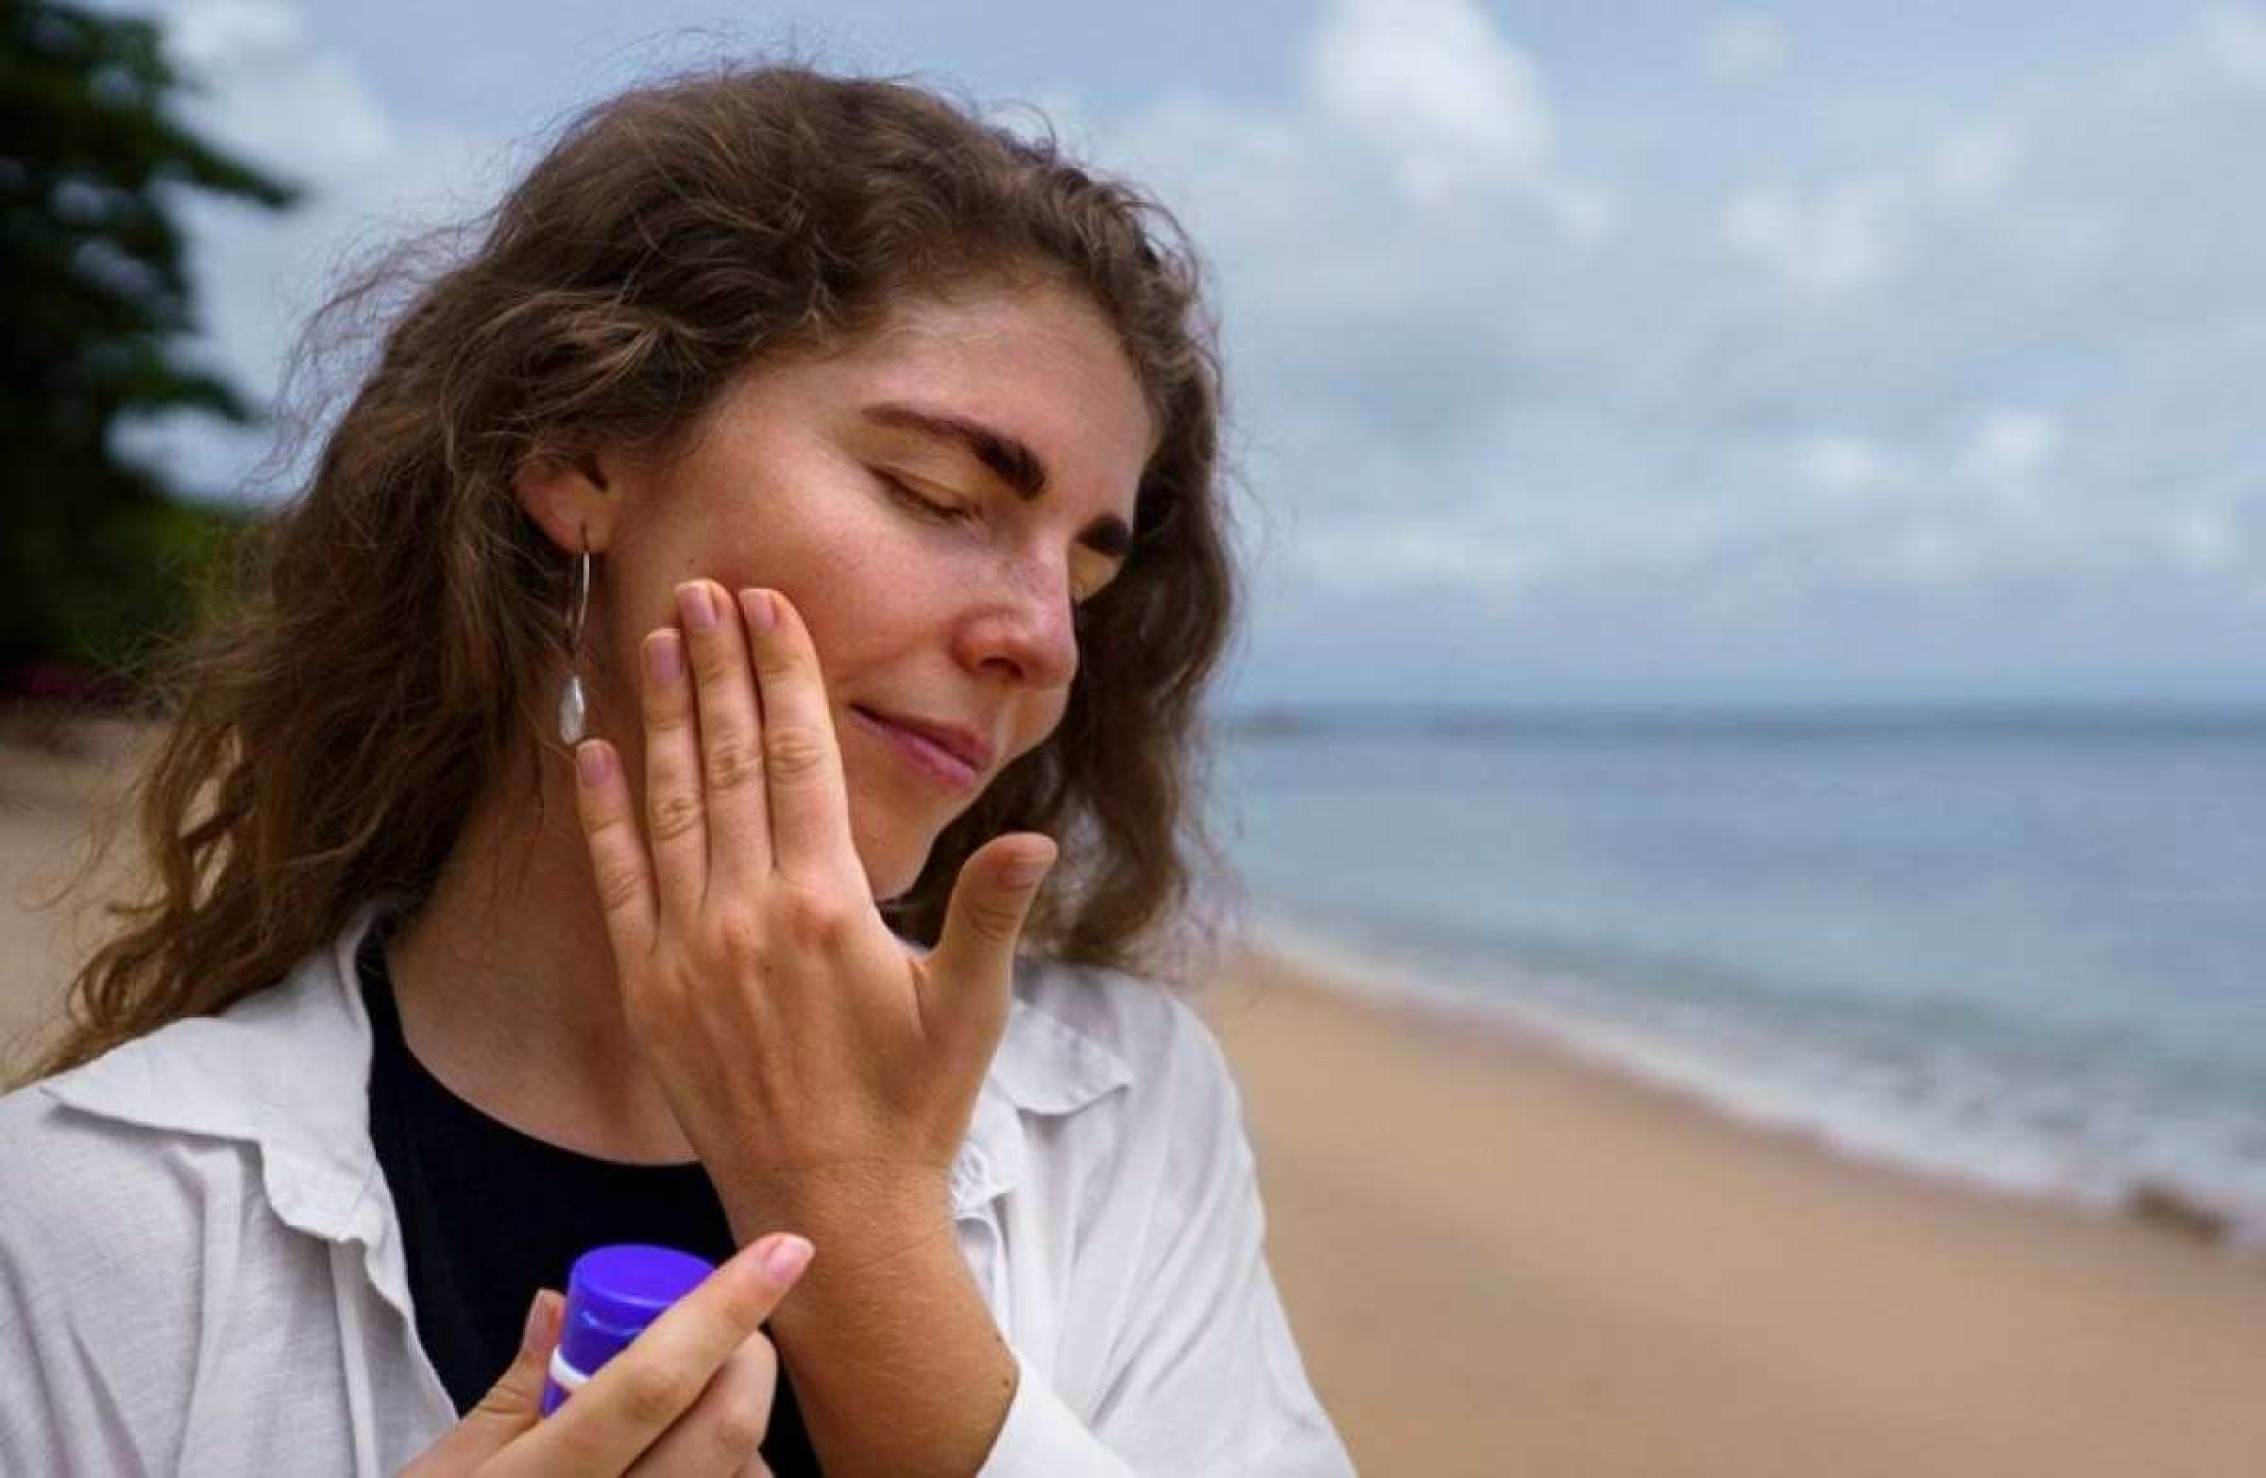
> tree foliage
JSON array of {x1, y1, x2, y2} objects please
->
[{"x1": 2, "y1": 0, "x2": 297, "y2": 698}]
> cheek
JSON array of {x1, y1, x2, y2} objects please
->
[
  {"x1": 775, "y1": 507, "x2": 934, "y2": 635},
  {"x1": 1024, "y1": 691, "x2": 1072, "y2": 753}
]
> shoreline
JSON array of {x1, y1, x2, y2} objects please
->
[
  {"x1": 1197, "y1": 933, "x2": 2266, "y2": 1474},
  {"x1": 1221, "y1": 914, "x2": 2265, "y2": 1259}
]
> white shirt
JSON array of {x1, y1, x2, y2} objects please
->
[{"x1": 0, "y1": 899, "x2": 1356, "y2": 1476}]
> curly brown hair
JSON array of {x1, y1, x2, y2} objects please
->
[{"x1": 26, "y1": 60, "x2": 1245, "y2": 1082}]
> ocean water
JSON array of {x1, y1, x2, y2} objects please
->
[{"x1": 1207, "y1": 711, "x2": 2266, "y2": 1249}]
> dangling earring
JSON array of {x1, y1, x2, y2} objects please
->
[{"x1": 557, "y1": 525, "x2": 592, "y2": 745}]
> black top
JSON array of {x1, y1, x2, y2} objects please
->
[{"x1": 358, "y1": 913, "x2": 822, "y2": 1472}]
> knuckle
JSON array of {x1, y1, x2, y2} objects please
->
[
  {"x1": 706, "y1": 1380, "x2": 774, "y2": 1460},
  {"x1": 574, "y1": 791, "x2": 617, "y2": 836},
  {"x1": 465, "y1": 1386, "x2": 523, "y2": 1426},
  {"x1": 580, "y1": 802, "x2": 625, "y2": 847},
  {"x1": 706, "y1": 736, "x2": 764, "y2": 794},
  {"x1": 745, "y1": 1328, "x2": 778, "y2": 1368},
  {"x1": 712, "y1": 1278, "x2": 774, "y2": 1331},
  {"x1": 591, "y1": 858, "x2": 647, "y2": 915},
  {"x1": 963, "y1": 895, "x2": 1025, "y2": 945},
  {"x1": 614, "y1": 1361, "x2": 694, "y2": 1429},
  {"x1": 764, "y1": 724, "x2": 831, "y2": 784},
  {"x1": 751, "y1": 645, "x2": 798, "y2": 684},
  {"x1": 649, "y1": 787, "x2": 704, "y2": 843},
  {"x1": 712, "y1": 912, "x2": 768, "y2": 968},
  {"x1": 777, "y1": 885, "x2": 845, "y2": 943}
]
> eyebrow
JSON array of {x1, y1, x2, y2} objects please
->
[{"x1": 857, "y1": 400, "x2": 1135, "y2": 560}]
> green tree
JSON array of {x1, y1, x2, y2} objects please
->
[{"x1": 2, "y1": 0, "x2": 297, "y2": 700}]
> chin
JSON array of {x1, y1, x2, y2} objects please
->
[
  {"x1": 846, "y1": 784, "x2": 922, "y2": 897},
  {"x1": 871, "y1": 872, "x2": 921, "y2": 907},
  {"x1": 861, "y1": 834, "x2": 935, "y2": 907}
]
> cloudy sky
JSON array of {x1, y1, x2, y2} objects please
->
[{"x1": 101, "y1": 0, "x2": 2266, "y2": 709}]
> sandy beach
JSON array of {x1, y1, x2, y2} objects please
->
[
  {"x1": 1199, "y1": 946, "x2": 2266, "y2": 1475},
  {"x1": 7, "y1": 717, "x2": 2263, "y2": 1475}
]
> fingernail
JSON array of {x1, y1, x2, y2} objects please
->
[
  {"x1": 761, "y1": 1233, "x2": 813, "y2": 1284},
  {"x1": 646, "y1": 630, "x2": 682, "y2": 684},
  {"x1": 677, "y1": 582, "x2": 717, "y2": 631},
  {"x1": 740, "y1": 588, "x2": 776, "y2": 635},
  {"x1": 521, "y1": 1289, "x2": 559, "y2": 1353},
  {"x1": 575, "y1": 742, "x2": 611, "y2": 786}
]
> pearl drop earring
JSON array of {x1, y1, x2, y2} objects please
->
[{"x1": 557, "y1": 526, "x2": 591, "y2": 746}]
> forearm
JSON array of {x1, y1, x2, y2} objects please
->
[{"x1": 726, "y1": 1183, "x2": 1017, "y2": 1478}]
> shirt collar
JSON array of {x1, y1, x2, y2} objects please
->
[{"x1": 39, "y1": 897, "x2": 1133, "y2": 1243}]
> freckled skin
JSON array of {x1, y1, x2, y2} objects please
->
[{"x1": 532, "y1": 276, "x2": 1156, "y2": 900}]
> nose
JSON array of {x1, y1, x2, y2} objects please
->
[{"x1": 955, "y1": 554, "x2": 1080, "y2": 690}]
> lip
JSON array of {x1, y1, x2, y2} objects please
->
[{"x1": 849, "y1": 706, "x2": 990, "y2": 791}]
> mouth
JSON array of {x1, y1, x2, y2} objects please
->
[{"x1": 848, "y1": 705, "x2": 987, "y2": 792}]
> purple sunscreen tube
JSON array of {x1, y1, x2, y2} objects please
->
[{"x1": 539, "y1": 1243, "x2": 717, "y2": 1417}]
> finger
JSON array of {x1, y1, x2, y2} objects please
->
[
  {"x1": 640, "y1": 622, "x2": 709, "y2": 927},
  {"x1": 495, "y1": 1234, "x2": 813, "y2": 1478},
  {"x1": 399, "y1": 1289, "x2": 562, "y2": 1474},
  {"x1": 676, "y1": 579, "x2": 772, "y2": 895},
  {"x1": 620, "y1": 1328, "x2": 777, "y2": 1477},
  {"x1": 574, "y1": 740, "x2": 658, "y2": 966},
  {"x1": 738, "y1": 589, "x2": 861, "y2": 891},
  {"x1": 928, "y1": 833, "x2": 1056, "y2": 1047}
]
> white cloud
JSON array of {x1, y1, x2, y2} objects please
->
[
  {"x1": 167, "y1": 0, "x2": 298, "y2": 67},
  {"x1": 1893, "y1": 519, "x2": 1975, "y2": 585},
  {"x1": 1798, "y1": 433, "x2": 1892, "y2": 502},
  {"x1": 1304, "y1": 0, "x2": 1555, "y2": 204},
  {"x1": 166, "y1": 0, "x2": 395, "y2": 173},
  {"x1": 1965, "y1": 409, "x2": 2060, "y2": 482},
  {"x1": 1720, "y1": 177, "x2": 1908, "y2": 295},
  {"x1": 1932, "y1": 115, "x2": 2029, "y2": 200},
  {"x1": 1701, "y1": 12, "x2": 1791, "y2": 88},
  {"x1": 1109, "y1": 1, "x2": 2266, "y2": 698},
  {"x1": 1300, "y1": 514, "x2": 1557, "y2": 612},
  {"x1": 114, "y1": 0, "x2": 2266, "y2": 701},
  {"x1": 2192, "y1": 1, "x2": 2266, "y2": 87},
  {"x1": 116, "y1": 0, "x2": 510, "y2": 498},
  {"x1": 2166, "y1": 503, "x2": 2238, "y2": 569}
]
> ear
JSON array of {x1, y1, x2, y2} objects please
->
[{"x1": 513, "y1": 446, "x2": 622, "y2": 556}]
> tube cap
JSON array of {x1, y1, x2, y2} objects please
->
[{"x1": 556, "y1": 1243, "x2": 717, "y2": 1382}]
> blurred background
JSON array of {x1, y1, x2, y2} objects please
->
[{"x1": 5, "y1": 2, "x2": 2263, "y2": 1473}]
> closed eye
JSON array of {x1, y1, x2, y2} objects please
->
[
  {"x1": 874, "y1": 468, "x2": 972, "y2": 522},
  {"x1": 875, "y1": 467, "x2": 1117, "y2": 606}
]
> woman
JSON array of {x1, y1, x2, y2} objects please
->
[{"x1": 0, "y1": 61, "x2": 1355, "y2": 1477}]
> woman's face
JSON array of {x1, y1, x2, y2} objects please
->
[{"x1": 550, "y1": 276, "x2": 1155, "y2": 901}]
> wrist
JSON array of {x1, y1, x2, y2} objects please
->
[
  {"x1": 758, "y1": 1186, "x2": 980, "y2": 1345},
  {"x1": 719, "y1": 1162, "x2": 956, "y2": 1263}
]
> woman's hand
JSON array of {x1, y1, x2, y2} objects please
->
[
  {"x1": 569, "y1": 579, "x2": 1058, "y2": 1244},
  {"x1": 400, "y1": 1230, "x2": 813, "y2": 1476}
]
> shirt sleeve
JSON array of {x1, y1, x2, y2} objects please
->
[
  {"x1": 975, "y1": 998, "x2": 1358, "y2": 1477},
  {"x1": 0, "y1": 1090, "x2": 196, "y2": 1478}
]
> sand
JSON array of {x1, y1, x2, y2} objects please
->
[
  {"x1": 0, "y1": 714, "x2": 151, "y2": 1076},
  {"x1": 1197, "y1": 947, "x2": 2266, "y2": 1476},
  {"x1": 6, "y1": 716, "x2": 2262, "y2": 1475}
]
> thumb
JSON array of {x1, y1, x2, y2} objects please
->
[
  {"x1": 403, "y1": 1288, "x2": 562, "y2": 1473},
  {"x1": 931, "y1": 834, "x2": 1057, "y2": 998}
]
